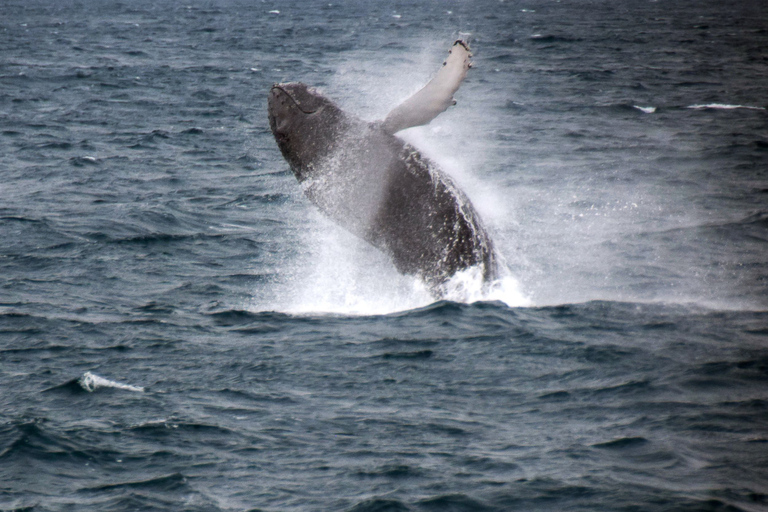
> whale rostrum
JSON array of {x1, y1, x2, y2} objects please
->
[{"x1": 267, "y1": 40, "x2": 496, "y2": 296}]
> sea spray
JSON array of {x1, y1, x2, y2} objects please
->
[{"x1": 279, "y1": 215, "x2": 435, "y2": 315}]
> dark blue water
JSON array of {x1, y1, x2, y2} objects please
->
[{"x1": 2, "y1": 0, "x2": 767, "y2": 510}]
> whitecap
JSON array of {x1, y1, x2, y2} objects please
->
[
  {"x1": 79, "y1": 371, "x2": 144, "y2": 393},
  {"x1": 633, "y1": 105, "x2": 656, "y2": 114},
  {"x1": 686, "y1": 103, "x2": 765, "y2": 111}
]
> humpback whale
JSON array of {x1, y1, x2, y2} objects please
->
[{"x1": 267, "y1": 41, "x2": 496, "y2": 296}]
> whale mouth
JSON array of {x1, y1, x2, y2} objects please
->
[{"x1": 270, "y1": 83, "x2": 320, "y2": 114}]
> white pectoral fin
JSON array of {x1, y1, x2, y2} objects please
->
[{"x1": 381, "y1": 40, "x2": 472, "y2": 134}]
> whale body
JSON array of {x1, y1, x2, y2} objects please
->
[{"x1": 267, "y1": 41, "x2": 496, "y2": 295}]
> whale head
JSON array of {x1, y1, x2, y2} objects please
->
[{"x1": 268, "y1": 83, "x2": 347, "y2": 179}]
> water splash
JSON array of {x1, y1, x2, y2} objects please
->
[
  {"x1": 262, "y1": 37, "x2": 532, "y2": 315},
  {"x1": 440, "y1": 267, "x2": 531, "y2": 307},
  {"x1": 270, "y1": 211, "x2": 530, "y2": 316},
  {"x1": 277, "y1": 217, "x2": 434, "y2": 316}
]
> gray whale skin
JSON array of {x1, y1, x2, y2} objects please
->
[{"x1": 267, "y1": 41, "x2": 496, "y2": 296}]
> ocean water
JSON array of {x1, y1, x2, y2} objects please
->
[{"x1": 1, "y1": 0, "x2": 767, "y2": 510}]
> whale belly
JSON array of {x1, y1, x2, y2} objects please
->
[{"x1": 300, "y1": 127, "x2": 495, "y2": 292}]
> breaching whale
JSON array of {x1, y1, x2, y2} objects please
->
[{"x1": 267, "y1": 40, "x2": 496, "y2": 296}]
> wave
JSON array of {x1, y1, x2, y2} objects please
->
[
  {"x1": 0, "y1": 421, "x2": 122, "y2": 463},
  {"x1": 529, "y1": 34, "x2": 583, "y2": 43},
  {"x1": 348, "y1": 498, "x2": 411, "y2": 512},
  {"x1": 247, "y1": 292, "x2": 745, "y2": 324},
  {"x1": 77, "y1": 472, "x2": 187, "y2": 493},
  {"x1": 592, "y1": 436, "x2": 649, "y2": 449},
  {"x1": 346, "y1": 492, "x2": 751, "y2": 512},
  {"x1": 349, "y1": 494, "x2": 496, "y2": 512}
]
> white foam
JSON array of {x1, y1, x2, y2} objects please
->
[
  {"x1": 633, "y1": 105, "x2": 656, "y2": 114},
  {"x1": 79, "y1": 371, "x2": 144, "y2": 393},
  {"x1": 686, "y1": 103, "x2": 765, "y2": 111},
  {"x1": 440, "y1": 267, "x2": 531, "y2": 307}
]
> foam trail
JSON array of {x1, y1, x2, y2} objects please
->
[{"x1": 79, "y1": 371, "x2": 144, "y2": 393}]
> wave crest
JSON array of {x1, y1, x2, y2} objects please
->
[{"x1": 78, "y1": 372, "x2": 144, "y2": 393}]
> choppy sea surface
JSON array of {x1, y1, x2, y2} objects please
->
[{"x1": 2, "y1": 0, "x2": 768, "y2": 510}]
